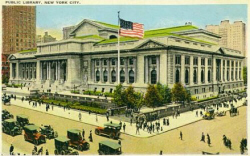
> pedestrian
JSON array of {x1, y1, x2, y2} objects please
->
[
  {"x1": 82, "y1": 129, "x2": 85, "y2": 138},
  {"x1": 9, "y1": 144, "x2": 14, "y2": 155},
  {"x1": 161, "y1": 127, "x2": 163, "y2": 131},
  {"x1": 78, "y1": 112, "x2": 82, "y2": 121},
  {"x1": 196, "y1": 111, "x2": 198, "y2": 117},
  {"x1": 130, "y1": 118, "x2": 132, "y2": 126},
  {"x1": 14, "y1": 95, "x2": 16, "y2": 100},
  {"x1": 152, "y1": 124, "x2": 155, "y2": 133},
  {"x1": 160, "y1": 150, "x2": 163, "y2": 155},
  {"x1": 123, "y1": 123, "x2": 126, "y2": 132},
  {"x1": 167, "y1": 118, "x2": 169, "y2": 126},
  {"x1": 200, "y1": 111, "x2": 203, "y2": 116},
  {"x1": 228, "y1": 139, "x2": 232, "y2": 150},
  {"x1": 207, "y1": 134, "x2": 211, "y2": 146},
  {"x1": 45, "y1": 149, "x2": 49, "y2": 155},
  {"x1": 201, "y1": 132, "x2": 205, "y2": 142},
  {"x1": 96, "y1": 113, "x2": 98, "y2": 122},
  {"x1": 118, "y1": 139, "x2": 121, "y2": 145},
  {"x1": 163, "y1": 118, "x2": 166, "y2": 125},
  {"x1": 89, "y1": 130, "x2": 93, "y2": 142},
  {"x1": 136, "y1": 124, "x2": 140, "y2": 135},
  {"x1": 64, "y1": 106, "x2": 65, "y2": 111},
  {"x1": 180, "y1": 131, "x2": 183, "y2": 140},
  {"x1": 21, "y1": 97, "x2": 24, "y2": 102},
  {"x1": 34, "y1": 146, "x2": 37, "y2": 152},
  {"x1": 223, "y1": 135, "x2": 227, "y2": 146},
  {"x1": 38, "y1": 147, "x2": 43, "y2": 155},
  {"x1": 119, "y1": 121, "x2": 122, "y2": 127},
  {"x1": 52, "y1": 105, "x2": 53, "y2": 110}
]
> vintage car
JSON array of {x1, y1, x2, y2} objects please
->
[
  {"x1": 16, "y1": 114, "x2": 30, "y2": 128},
  {"x1": 203, "y1": 107, "x2": 215, "y2": 120},
  {"x1": 95, "y1": 123, "x2": 121, "y2": 139},
  {"x1": 2, "y1": 119, "x2": 22, "y2": 136},
  {"x1": 40, "y1": 125, "x2": 58, "y2": 139},
  {"x1": 2, "y1": 110, "x2": 14, "y2": 121},
  {"x1": 2, "y1": 97, "x2": 11, "y2": 105},
  {"x1": 98, "y1": 140, "x2": 122, "y2": 155},
  {"x1": 23, "y1": 125, "x2": 46, "y2": 145},
  {"x1": 67, "y1": 129, "x2": 90, "y2": 151},
  {"x1": 54, "y1": 136, "x2": 79, "y2": 155}
]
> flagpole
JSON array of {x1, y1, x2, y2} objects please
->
[{"x1": 117, "y1": 11, "x2": 120, "y2": 84}]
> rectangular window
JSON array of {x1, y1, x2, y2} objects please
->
[
  {"x1": 194, "y1": 89, "x2": 199, "y2": 94},
  {"x1": 201, "y1": 58, "x2": 205, "y2": 66},
  {"x1": 185, "y1": 56, "x2": 190, "y2": 65},
  {"x1": 151, "y1": 56, "x2": 157, "y2": 64},
  {"x1": 112, "y1": 59, "x2": 116, "y2": 65},
  {"x1": 193, "y1": 57, "x2": 198, "y2": 65},
  {"x1": 103, "y1": 59, "x2": 107, "y2": 66},
  {"x1": 129, "y1": 58, "x2": 134, "y2": 65},
  {"x1": 96, "y1": 60, "x2": 99, "y2": 66},
  {"x1": 175, "y1": 55, "x2": 181, "y2": 65},
  {"x1": 120, "y1": 58, "x2": 124, "y2": 65},
  {"x1": 208, "y1": 59, "x2": 212, "y2": 66},
  {"x1": 202, "y1": 88, "x2": 205, "y2": 93}
]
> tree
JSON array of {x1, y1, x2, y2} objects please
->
[
  {"x1": 134, "y1": 92, "x2": 145, "y2": 111},
  {"x1": 171, "y1": 83, "x2": 187, "y2": 103},
  {"x1": 2, "y1": 75, "x2": 9, "y2": 84},
  {"x1": 113, "y1": 84, "x2": 125, "y2": 107},
  {"x1": 243, "y1": 67, "x2": 247, "y2": 85},
  {"x1": 123, "y1": 85, "x2": 137, "y2": 109},
  {"x1": 156, "y1": 82, "x2": 172, "y2": 104},
  {"x1": 144, "y1": 84, "x2": 162, "y2": 109}
]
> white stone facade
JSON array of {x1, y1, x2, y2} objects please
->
[{"x1": 8, "y1": 19, "x2": 245, "y2": 99}]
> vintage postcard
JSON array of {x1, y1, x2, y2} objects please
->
[{"x1": 1, "y1": 0, "x2": 249, "y2": 155}]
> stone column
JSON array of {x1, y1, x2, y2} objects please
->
[
  {"x1": 36, "y1": 60, "x2": 41, "y2": 81},
  {"x1": 198, "y1": 57, "x2": 202, "y2": 84},
  {"x1": 156, "y1": 56, "x2": 160, "y2": 83},
  {"x1": 58, "y1": 61, "x2": 61, "y2": 80},
  {"x1": 9, "y1": 63, "x2": 13, "y2": 80},
  {"x1": 180, "y1": 55, "x2": 185, "y2": 84},
  {"x1": 145, "y1": 56, "x2": 148, "y2": 83},
  {"x1": 91, "y1": 60, "x2": 95, "y2": 82},
  {"x1": 205, "y1": 58, "x2": 208, "y2": 84},
  {"x1": 46, "y1": 62, "x2": 49, "y2": 80},
  {"x1": 100, "y1": 59, "x2": 103, "y2": 82},
  {"x1": 16, "y1": 62, "x2": 19, "y2": 80},
  {"x1": 190, "y1": 56, "x2": 194, "y2": 86},
  {"x1": 212, "y1": 58, "x2": 216, "y2": 84},
  {"x1": 134, "y1": 57, "x2": 137, "y2": 83},
  {"x1": 224, "y1": 60, "x2": 227, "y2": 82},
  {"x1": 229, "y1": 60, "x2": 231, "y2": 82},
  {"x1": 66, "y1": 57, "x2": 81, "y2": 85},
  {"x1": 220, "y1": 59, "x2": 223, "y2": 82},
  {"x1": 107, "y1": 59, "x2": 110, "y2": 83}
]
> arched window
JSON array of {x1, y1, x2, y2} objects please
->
[
  {"x1": 111, "y1": 70, "x2": 116, "y2": 82},
  {"x1": 103, "y1": 70, "x2": 108, "y2": 82},
  {"x1": 208, "y1": 70, "x2": 211, "y2": 82},
  {"x1": 175, "y1": 69, "x2": 180, "y2": 83},
  {"x1": 201, "y1": 70, "x2": 204, "y2": 83},
  {"x1": 185, "y1": 69, "x2": 189, "y2": 84},
  {"x1": 109, "y1": 35, "x2": 117, "y2": 39},
  {"x1": 129, "y1": 70, "x2": 134, "y2": 83},
  {"x1": 151, "y1": 70, "x2": 157, "y2": 84},
  {"x1": 193, "y1": 69, "x2": 197, "y2": 83},
  {"x1": 96, "y1": 70, "x2": 100, "y2": 82},
  {"x1": 120, "y1": 70, "x2": 125, "y2": 83}
]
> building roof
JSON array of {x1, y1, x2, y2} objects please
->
[
  {"x1": 99, "y1": 140, "x2": 121, "y2": 149},
  {"x1": 104, "y1": 123, "x2": 121, "y2": 128},
  {"x1": 4, "y1": 119, "x2": 16, "y2": 123},
  {"x1": 74, "y1": 35, "x2": 104, "y2": 40},
  {"x1": 18, "y1": 48, "x2": 37, "y2": 53},
  {"x1": 93, "y1": 21, "x2": 119, "y2": 29},
  {"x1": 67, "y1": 129, "x2": 81, "y2": 134},
  {"x1": 24, "y1": 125, "x2": 39, "y2": 131},
  {"x1": 55, "y1": 136, "x2": 70, "y2": 142},
  {"x1": 17, "y1": 114, "x2": 28, "y2": 119}
]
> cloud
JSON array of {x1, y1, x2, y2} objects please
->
[{"x1": 37, "y1": 27, "x2": 63, "y2": 40}]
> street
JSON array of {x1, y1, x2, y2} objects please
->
[{"x1": 2, "y1": 104, "x2": 247, "y2": 155}]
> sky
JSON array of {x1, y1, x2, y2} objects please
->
[{"x1": 36, "y1": 5, "x2": 247, "y2": 40}]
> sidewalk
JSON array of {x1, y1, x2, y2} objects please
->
[{"x1": 4, "y1": 92, "x2": 246, "y2": 138}]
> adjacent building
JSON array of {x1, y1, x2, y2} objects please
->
[
  {"x1": 37, "y1": 32, "x2": 57, "y2": 43},
  {"x1": 206, "y1": 20, "x2": 246, "y2": 65},
  {"x1": 8, "y1": 19, "x2": 245, "y2": 100},
  {"x1": 2, "y1": 6, "x2": 36, "y2": 77}
]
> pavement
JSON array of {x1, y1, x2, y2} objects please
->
[{"x1": 3, "y1": 87, "x2": 246, "y2": 138}]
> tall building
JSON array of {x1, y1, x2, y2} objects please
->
[
  {"x1": 206, "y1": 20, "x2": 246, "y2": 65},
  {"x1": 8, "y1": 19, "x2": 244, "y2": 100},
  {"x1": 37, "y1": 32, "x2": 56, "y2": 43},
  {"x1": 2, "y1": 6, "x2": 36, "y2": 77},
  {"x1": 63, "y1": 25, "x2": 76, "y2": 40}
]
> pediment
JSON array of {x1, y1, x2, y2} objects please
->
[
  {"x1": 216, "y1": 48, "x2": 225, "y2": 54},
  {"x1": 70, "y1": 19, "x2": 104, "y2": 35},
  {"x1": 136, "y1": 40, "x2": 166, "y2": 49},
  {"x1": 8, "y1": 55, "x2": 16, "y2": 61}
]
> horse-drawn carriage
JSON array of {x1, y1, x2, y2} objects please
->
[
  {"x1": 229, "y1": 107, "x2": 239, "y2": 117},
  {"x1": 203, "y1": 107, "x2": 215, "y2": 120},
  {"x1": 217, "y1": 111, "x2": 226, "y2": 117},
  {"x1": 2, "y1": 97, "x2": 11, "y2": 105}
]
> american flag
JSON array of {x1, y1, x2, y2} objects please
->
[{"x1": 119, "y1": 19, "x2": 144, "y2": 39}]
